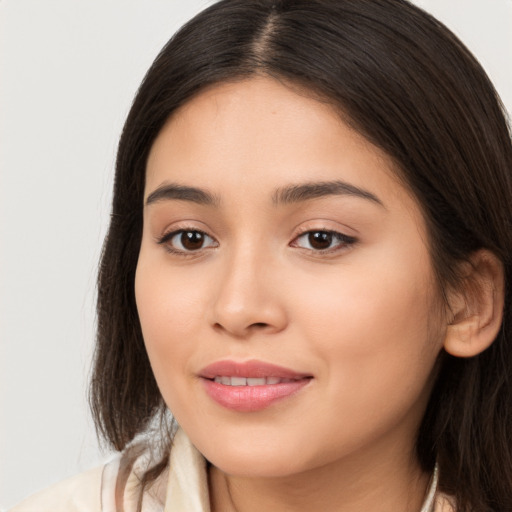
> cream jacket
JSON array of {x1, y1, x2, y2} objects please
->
[{"x1": 11, "y1": 429, "x2": 454, "y2": 512}]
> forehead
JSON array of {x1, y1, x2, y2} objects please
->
[{"x1": 145, "y1": 77, "x2": 414, "y2": 213}]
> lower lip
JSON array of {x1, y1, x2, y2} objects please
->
[{"x1": 201, "y1": 378, "x2": 311, "y2": 412}]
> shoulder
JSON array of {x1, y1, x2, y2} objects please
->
[
  {"x1": 9, "y1": 464, "x2": 105, "y2": 512},
  {"x1": 9, "y1": 447, "x2": 170, "y2": 512},
  {"x1": 8, "y1": 449, "x2": 163, "y2": 512},
  {"x1": 10, "y1": 430, "x2": 207, "y2": 512}
]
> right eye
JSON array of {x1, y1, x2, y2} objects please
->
[{"x1": 158, "y1": 229, "x2": 218, "y2": 254}]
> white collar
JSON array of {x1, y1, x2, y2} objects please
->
[{"x1": 164, "y1": 428, "x2": 210, "y2": 512}]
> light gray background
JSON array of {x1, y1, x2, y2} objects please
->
[{"x1": 1, "y1": 0, "x2": 511, "y2": 509}]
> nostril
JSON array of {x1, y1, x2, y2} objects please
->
[
  {"x1": 251, "y1": 322, "x2": 269, "y2": 329},
  {"x1": 212, "y1": 321, "x2": 272, "y2": 337}
]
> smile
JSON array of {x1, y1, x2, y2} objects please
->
[
  {"x1": 199, "y1": 360, "x2": 313, "y2": 412},
  {"x1": 212, "y1": 376, "x2": 298, "y2": 386}
]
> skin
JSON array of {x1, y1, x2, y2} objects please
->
[{"x1": 135, "y1": 77, "x2": 449, "y2": 512}]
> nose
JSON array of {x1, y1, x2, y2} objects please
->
[{"x1": 210, "y1": 248, "x2": 288, "y2": 339}]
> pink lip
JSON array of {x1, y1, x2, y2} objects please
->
[
  {"x1": 199, "y1": 360, "x2": 311, "y2": 380},
  {"x1": 199, "y1": 360, "x2": 313, "y2": 412}
]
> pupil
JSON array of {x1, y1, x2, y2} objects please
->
[
  {"x1": 181, "y1": 231, "x2": 204, "y2": 250},
  {"x1": 309, "y1": 231, "x2": 332, "y2": 250}
]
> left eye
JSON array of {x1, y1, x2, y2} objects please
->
[
  {"x1": 159, "y1": 229, "x2": 217, "y2": 252},
  {"x1": 292, "y1": 230, "x2": 356, "y2": 251}
]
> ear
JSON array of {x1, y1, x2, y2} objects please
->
[{"x1": 443, "y1": 249, "x2": 505, "y2": 358}]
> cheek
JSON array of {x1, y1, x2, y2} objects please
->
[
  {"x1": 293, "y1": 244, "x2": 443, "y2": 408},
  {"x1": 134, "y1": 255, "x2": 210, "y2": 390}
]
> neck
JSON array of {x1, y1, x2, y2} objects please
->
[{"x1": 209, "y1": 448, "x2": 431, "y2": 512}]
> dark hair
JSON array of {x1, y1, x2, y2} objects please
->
[{"x1": 90, "y1": 0, "x2": 512, "y2": 510}]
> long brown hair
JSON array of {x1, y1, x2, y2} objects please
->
[{"x1": 90, "y1": 1, "x2": 512, "y2": 509}]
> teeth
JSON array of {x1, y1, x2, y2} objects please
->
[
  {"x1": 247, "y1": 378, "x2": 266, "y2": 386},
  {"x1": 231, "y1": 377, "x2": 247, "y2": 386},
  {"x1": 212, "y1": 376, "x2": 293, "y2": 386}
]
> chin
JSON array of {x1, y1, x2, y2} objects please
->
[
  {"x1": 209, "y1": 453, "x2": 306, "y2": 479},
  {"x1": 195, "y1": 432, "x2": 311, "y2": 478}
]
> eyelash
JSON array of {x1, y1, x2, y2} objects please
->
[
  {"x1": 291, "y1": 229, "x2": 357, "y2": 254},
  {"x1": 157, "y1": 228, "x2": 218, "y2": 256},
  {"x1": 157, "y1": 228, "x2": 357, "y2": 256}
]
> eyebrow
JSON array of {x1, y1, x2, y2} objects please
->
[
  {"x1": 145, "y1": 183, "x2": 219, "y2": 207},
  {"x1": 272, "y1": 180, "x2": 385, "y2": 208},
  {"x1": 145, "y1": 179, "x2": 384, "y2": 208}
]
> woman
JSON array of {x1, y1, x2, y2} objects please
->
[{"x1": 12, "y1": 0, "x2": 512, "y2": 511}]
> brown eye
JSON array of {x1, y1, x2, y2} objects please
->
[
  {"x1": 308, "y1": 231, "x2": 333, "y2": 250},
  {"x1": 180, "y1": 231, "x2": 206, "y2": 250},
  {"x1": 292, "y1": 230, "x2": 356, "y2": 253},
  {"x1": 159, "y1": 229, "x2": 217, "y2": 253}
]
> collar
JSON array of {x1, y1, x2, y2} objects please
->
[{"x1": 164, "y1": 428, "x2": 210, "y2": 512}]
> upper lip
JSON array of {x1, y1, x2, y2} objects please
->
[{"x1": 199, "y1": 360, "x2": 312, "y2": 380}]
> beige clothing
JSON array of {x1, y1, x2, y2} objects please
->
[{"x1": 11, "y1": 429, "x2": 453, "y2": 512}]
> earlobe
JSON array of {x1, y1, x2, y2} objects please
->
[{"x1": 443, "y1": 249, "x2": 505, "y2": 358}]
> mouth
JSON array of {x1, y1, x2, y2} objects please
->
[
  {"x1": 211, "y1": 376, "x2": 300, "y2": 386},
  {"x1": 199, "y1": 360, "x2": 313, "y2": 412}
]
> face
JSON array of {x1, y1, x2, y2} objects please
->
[{"x1": 135, "y1": 77, "x2": 447, "y2": 478}]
